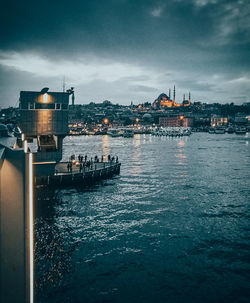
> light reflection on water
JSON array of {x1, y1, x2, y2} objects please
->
[{"x1": 35, "y1": 134, "x2": 250, "y2": 303}]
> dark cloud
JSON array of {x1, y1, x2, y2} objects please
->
[
  {"x1": 129, "y1": 85, "x2": 158, "y2": 93},
  {"x1": 0, "y1": 0, "x2": 249, "y2": 106}
]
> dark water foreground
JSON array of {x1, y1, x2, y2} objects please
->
[{"x1": 35, "y1": 134, "x2": 250, "y2": 303}]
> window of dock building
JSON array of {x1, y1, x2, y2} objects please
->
[
  {"x1": 35, "y1": 103, "x2": 55, "y2": 110},
  {"x1": 56, "y1": 103, "x2": 61, "y2": 110},
  {"x1": 29, "y1": 103, "x2": 35, "y2": 109}
]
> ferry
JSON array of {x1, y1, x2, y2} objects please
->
[
  {"x1": 107, "y1": 128, "x2": 122, "y2": 137},
  {"x1": 215, "y1": 127, "x2": 226, "y2": 134},
  {"x1": 122, "y1": 128, "x2": 134, "y2": 137},
  {"x1": 208, "y1": 128, "x2": 215, "y2": 134},
  {"x1": 235, "y1": 127, "x2": 247, "y2": 135},
  {"x1": 152, "y1": 127, "x2": 191, "y2": 137}
]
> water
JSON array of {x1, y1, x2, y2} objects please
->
[{"x1": 35, "y1": 134, "x2": 250, "y2": 303}]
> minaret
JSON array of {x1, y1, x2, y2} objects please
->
[
  {"x1": 71, "y1": 88, "x2": 75, "y2": 106},
  {"x1": 168, "y1": 88, "x2": 171, "y2": 100},
  {"x1": 173, "y1": 85, "x2": 176, "y2": 102},
  {"x1": 183, "y1": 94, "x2": 185, "y2": 101},
  {"x1": 188, "y1": 92, "x2": 191, "y2": 106}
]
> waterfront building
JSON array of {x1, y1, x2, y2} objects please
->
[
  {"x1": 159, "y1": 115, "x2": 193, "y2": 127},
  {"x1": 234, "y1": 113, "x2": 248, "y2": 125},
  {"x1": 211, "y1": 115, "x2": 228, "y2": 127},
  {"x1": 18, "y1": 89, "x2": 69, "y2": 176}
]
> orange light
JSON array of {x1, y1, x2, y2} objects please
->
[
  {"x1": 136, "y1": 118, "x2": 139, "y2": 123},
  {"x1": 180, "y1": 116, "x2": 184, "y2": 120},
  {"x1": 138, "y1": 105, "x2": 142, "y2": 108},
  {"x1": 104, "y1": 118, "x2": 109, "y2": 124}
]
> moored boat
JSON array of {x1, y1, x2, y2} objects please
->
[
  {"x1": 208, "y1": 128, "x2": 215, "y2": 134},
  {"x1": 235, "y1": 127, "x2": 247, "y2": 135},
  {"x1": 107, "y1": 128, "x2": 122, "y2": 137},
  {"x1": 215, "y1": 127, "x2": 226, "y2": 134},
  {"x1": 122, "y1": 128, "x2": 134, "y2": 137},
  {"x1": 226, "y1": 126, "x2": 235, "y2": 134}
]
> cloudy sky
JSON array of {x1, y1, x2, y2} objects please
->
[{"x1": 0, "y1": 0, "x2": 250, "y2": 107}]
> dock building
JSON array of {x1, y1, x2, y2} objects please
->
[{"x1": 18, "y1": 89, "x2": 69, "y2": 176}]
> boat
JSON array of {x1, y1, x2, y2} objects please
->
[
  {"x1": 226, "y1": 126, "x2": 235, "y2": 134},
  {"x1": 122, "y1": 128, "x2": 134, "y2": 137},
  {"x1": 183, "y1": 128, "x2": 192, "y2": 136},
  {"x1": 107, "y1": 128, "x2": 122, "y2": 137},
  {"x1": 215, "y1": 127, "x2": 225, "y2": 134},
  {"x1": 235, "y1": 127, "x2": 247, "y2": 135},
  {"x1": 208, "y1": 128, "x2": 215, "y2": 134}
]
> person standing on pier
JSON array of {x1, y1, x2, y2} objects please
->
[
  {"x1": 85, "y1": 155, "x2": 87, "y2": 162},
  {"x1": 79, "y1": 163, "x2": 83, "y2": 172}
]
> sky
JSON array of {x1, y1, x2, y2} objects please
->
[{"x1": 0, "y1": 0, "x2": 250, "y2": 107}]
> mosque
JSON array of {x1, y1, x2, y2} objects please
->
[{"x1": 153, "y1": 86, "x2": 191, "y2": 109}]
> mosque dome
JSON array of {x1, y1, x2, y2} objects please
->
[
  {"x1": 142, "y1": 113, "x2": 152, "y2": 121},
  {"x1": 156, "y1": 93, "x2": 169, "y2": 101}
]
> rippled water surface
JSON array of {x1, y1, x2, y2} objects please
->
[{"x1": 35, "y1": 134, "x2": 250, "y2": 303}]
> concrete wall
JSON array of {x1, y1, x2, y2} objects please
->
[{"x1": 0, "y1": 147, "x2": 27, "y2": 303}]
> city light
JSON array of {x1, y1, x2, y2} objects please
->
[{"x1": 104, "y1": 118, "x2": 109, "y2": 125}]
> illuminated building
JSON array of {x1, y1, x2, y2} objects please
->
[
  {"x1": 211, "y1": 115, "x2": 228, "y2": 127},
  {"x1": 159, "y1": 115, "x2": 193, "y2": 127},
  {"x1": 18, "y1": 88, "x2": 70, "y2": 176},
  {"x1": 153, "y1": 86, "x2": 191, "y2": 109}
]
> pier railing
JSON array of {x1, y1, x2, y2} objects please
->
[{"x1": 35, "y1": 161, "x2": 121, "y2": 187}]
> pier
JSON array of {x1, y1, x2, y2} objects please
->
[{"x1": 35, "y1": 161, "x2": 121, "y2": 187}]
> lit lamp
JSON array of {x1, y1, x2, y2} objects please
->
[
  {"x1": 179, "y1": 115, "x2": 184, "y2": 120},
  {"x1": 136, "y1": 118, "x2": 139, "y2": 123},
  {"x1": 104, "y1": 118, "x2": 109, "y2": 125},
  {"x1": 43, "y1": 93, "x2": 48, "y2": 102}
]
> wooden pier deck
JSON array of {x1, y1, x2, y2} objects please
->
[{"x1": 35, "y1": 161, "x2": 121, "y2": 187}]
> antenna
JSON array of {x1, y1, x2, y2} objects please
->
[{"x1": 62, "y1": 76, "x2": 66, "y2": 92}]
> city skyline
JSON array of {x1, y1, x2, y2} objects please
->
[{"x1": 0, "y1": 0, "x2": 250, "y2": 107}]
